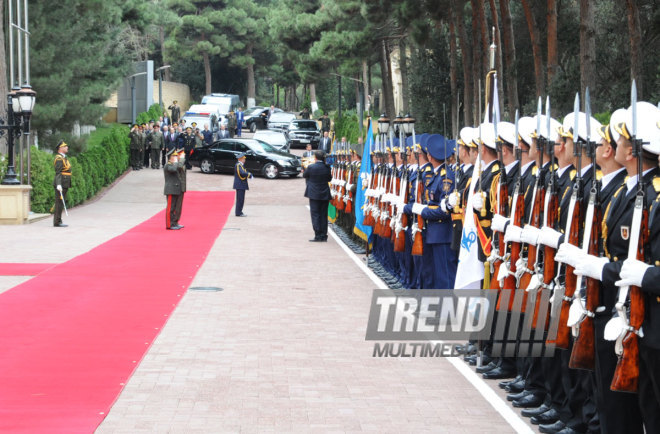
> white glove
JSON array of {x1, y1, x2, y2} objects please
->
[
  {"x1": 472, "y1": 192, "x2": 484, "y2": 211},
  {"x1": 615, "y1": 258, "x2": 652, "y2": 288},
  {"x1": 56, "y1": 185, "x2": 63, "y2": 192},
  {"x1": 574, "y1": 254, "x2": 609, "y2": 281},
  {"x1": 492, "y1": 214, "x2": 509, "y2": 233},
  {"x1": 440, "y1": 198, "x2": 449, "y2": 213},
  {"x1": 555, "y1": 243, "x2": 582, "y2": 267},
  {"x1": 520, "y1": 225, "x2": 541, "y2": 246},
  {"x1": 504, "y1": 224, "x2": 522, "y2": 244},
  {"x1": 538, "y1": 226, "x2": 563, "y2": 249},
  {"x1": 179, "y1": 154, "x2": 185, "y2": 162},
  {"x1": 346, "y1": 183, "x2": 353, "y2": 191},
  {"x1": 448, "y1": 191, "x2": 460, "y2": 209},
  {"x1": 249, "y1": 173, "x2": 253, "y2": 179},
  {"x1": 412, "y1": 203, "x2": 426, "y2": 215}
]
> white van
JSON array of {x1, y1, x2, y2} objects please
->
[
  {"x1": 180, "y1": 104, "x2": 221, "y2": 132},
  {"x1": 201, "y1": 93, "x2": 241, "y2": 116}
]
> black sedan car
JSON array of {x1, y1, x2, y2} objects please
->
[
  {"x1": 189, "y1": 138, "x2": 302, "y2": 179},
  {"x1": 244, "y1": 106, "x2": 282, "y2": 132},
  {"x1": 287, "y1": 119, "x2": 321, "y2": 148}
]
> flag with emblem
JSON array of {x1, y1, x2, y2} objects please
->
[
  {"x1": 454, "y1": 158, "x2": 485, "y2": 289},
  {"x1": 353, "y1": 119, "x2": 374, "y2": 242}
]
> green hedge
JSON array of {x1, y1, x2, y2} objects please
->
[
  {"x1": 333, "y1": 111, "x2": 362, "y2": 144},
  {"x1": 136, "y1": 103, "x2": 163, "y2": 125},
  {"x1": 29, "y1": 124, "x2": 130, "y2": 213}
]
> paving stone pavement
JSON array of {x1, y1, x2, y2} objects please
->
[{"x1": 0, "y1": 152, "x2": 528, "y2": 433}]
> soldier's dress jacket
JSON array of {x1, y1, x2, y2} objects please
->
[
  {"x1": 642, "y1": 185, "x2": 660, "y2": 349},
  {"x1": 234, "y1": 161, "x2": 250, "y2": 190},
  {"x1": 164, "y1": 161, "x2": 185, "y2": 195},
  {"x1": 421, "y1": 163, "x2": 455, "y2": 244},
  {"x1": 53, "y1": 153, "x2": 72, "y2": 189},
  {"x1": 601, "y1": 168, "x2": 659, "y2": 342}
]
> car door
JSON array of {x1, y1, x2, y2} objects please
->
[
  {"x1": 236, "y1": 142, "x2": 261, "y2": 172},
  {"x1": 212, "y1": 141, "x2": 236, "y2": 171}
]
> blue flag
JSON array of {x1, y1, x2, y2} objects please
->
[{"x1": 353, "y1": 120, "x2": 374, "y2": 242}]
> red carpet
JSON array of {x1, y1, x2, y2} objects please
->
[
  {"x1": 0, "y1": 191, "x2": 234, "y2": 433},
  {"x1": 0, "y1": 263, "x2": 57, "y2": 275}
]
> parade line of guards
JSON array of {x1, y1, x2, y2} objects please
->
[{"x1": 330, "y1": 98, "x2": 660, "y2": 434}]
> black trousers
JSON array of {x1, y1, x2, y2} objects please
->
[
  {"x1": 639, "y1": 344, "x2": 660, "y2": 433},
  {"x1": 309, "y1": 198, "x2": 329, "y2": 239},
  {"x1": 166, "y1": 193, "x2": 183, "y2": 228},
  {"x1": 235, "y1": 189, "x2": 246, "y2": 216},
  {"x1": 53, "y1": 187, "x2": 68, "y2": 226}
]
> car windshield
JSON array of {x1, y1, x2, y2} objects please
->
[
  {"x1": 292, "y1": 121, "x2": 317, "y2": 130},
  {"x1": 269, "y1": 113, "x2": 295, "y2": 122},
  {"x1": 244, "y1": 139, "x2": 277, "y2": 154},
  {"x1": 247, "y1": 107, "x2": 265, "y2": 116},
  {"x1": 254, "y1": 132, "x2": 287, "y2": 146}
]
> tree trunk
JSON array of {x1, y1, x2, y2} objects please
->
[
  {"x1": 454, "y1": 0, "x2": 473, "y2": 126},
  {"x1": 447, "y1": 11, "x2": 459, "y2": 138},
  {"x1": 310, "y1": 82, "x2": 318, "y2": 114},
  {"x1": 203, "y1": 51, "x2": 212, "y2": 95},
  {"x1": 362, "y1": 60, "x2": 370, "y2": 112},
  {"x1": 547, "y1": 0, "x2": 558, "y2": 86},
  {"x1": 399, "y1": 38, "x2": 410, "y2": 114},
  {"x1": 471, "y1": 0, "x2": 490, "y2": 82},
  {"x1": 246, "y1": 44, "x2": 256, "y2": 108},
  {"x1": 499, "y1": 0, "x2": 519, "y2": 116},
  {"x1": 579, "y1": 0, "x2": 596, "y2": 104},
  {"x1": 626, "y1": 0, "x2": 643, "y2": 97},
  {"x1": 380, "y1": 39, "x2": 396, "y2": 121},
  {"x1": 487, "y1": 0, "x2": 505, "y2": 118},
  {"x1": 275, "y1": 85, "x2": 280, "y2": 107},
  {"x1": 521, "y1": 0, "x2": 544, "y2": 97}
]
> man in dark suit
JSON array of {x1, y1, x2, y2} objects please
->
[
  {"x1": 217, "y1": 125, "x2": 230, "y2": 140},
  {"x1": 233, "y1": 153, "x2": 252, "y2": 217},
  {"x1": 319, "y1": 131, "x2": 331, "y2": 153},
  {"x1": 303, "y1": 150, "x2": 332, "y2": 242}
]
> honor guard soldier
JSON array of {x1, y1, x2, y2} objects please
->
[
  {"x1": 449, "y1": 127, "x2": 477, "y2": 252},
  {"x1": 233, "y1": 152, "x2": 252, "y2": 217},
  {"x1": 163, "y1": 148, "x2": 185, "y2": 230},
  {"x1": 408, "y1": 134, "x2": 456, "y2": 289},
  {"x1": 53, "y1": 141, "x2": 71, "y2": 227}
]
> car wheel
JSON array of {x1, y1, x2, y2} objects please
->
[
  {"x1": 263, "y1": 163, "x2": 279, "y2": 179},
  {"x1": 200, "y1": 158, "x2": 215, "y2": 174},
  {"x1": 250, "y1": 123, "x2": 257, "y2": 133}
]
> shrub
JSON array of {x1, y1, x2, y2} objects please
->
[{"x1": 29, "y1": 123, "x2": 130, "y2": 213}]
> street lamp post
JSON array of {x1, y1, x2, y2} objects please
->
[
  {"x1": 0, "y1": 85, "x2": 35, "y2": 185},
  {"x1": 155, "y1": 65, "x2": 171, "y2": 110}
]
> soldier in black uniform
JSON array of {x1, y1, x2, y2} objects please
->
[
  {"x1": 233, "y1": 153, "x2": 252, "y2": 217},
  {"x1": 168, "y1": 100, "x2": 181, "y2": 124},
  {"x1": 53, "y1": 141, "x2": 72, "y2": 227}
]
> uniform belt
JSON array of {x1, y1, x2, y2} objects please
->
[
  {"x1": 61, "y1": 172, "x2": 72, "y2": 176},
  {"x1": 451, "y1": 213, "x2": 462, "y2": 221},
  {"x1": 479, "y1": 221, "x2": 491, "y2": 228}
]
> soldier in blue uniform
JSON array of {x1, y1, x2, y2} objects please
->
[
  {"x1": 409, "y1": 134, "x2": 456, "y2": 289},
  {"x1": 234, "y1": 152, "x2": 252, "y2": 217}
]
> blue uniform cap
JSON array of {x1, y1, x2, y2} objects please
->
[
  {"x1": 237, "y1": 152, "x2": 246, "y2": 159},
  {"x1": 426, "y1": 134, "x2": 454, "y2": 161},
  {"x1": 418, "y1": 133, "x2": 430, "y2": 153}
]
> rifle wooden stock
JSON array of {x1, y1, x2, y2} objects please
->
[
  {"x1": 611, "y1": 206, "x2": 648, "y2": 392},
  {"x1": 569, "y1": 204, "x2": 601, "y2": 370},
  {"x1": 556, "y1": 198, "x2": 582, "y2": 350},
  {"x1": 542, "y1": 192, "x2": 559, "y2": 340},
  {"x1": 394, "y1": 214, "x2": 407, "y2": 252},
  {"x1": 521, "y1": 186, "x2": 545, "y2": 318},
  {"x1": 364, "y1": 171, "x2": 377, "y2": 227},
  {"x1": 411, "y1": 177, "x2": 424, "y2": 256}
]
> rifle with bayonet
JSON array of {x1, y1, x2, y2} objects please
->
[
  {"x1": 502, "y1": 110, "x2": 525, "y2": 311},
  {"x1": 610, "y1": 80, "x2": 645, "y2": 392},
  {"x1": 411, "y1": 143, "x2": 424, "y2": 256},
  {"x1": 393, "y1": 129, "x2": 410, "y2": 252},
  {"x1": 542, "y1": 98, "x2": 560, "y2": 339},
  {"x1": 491, "y1": 98, "x2": 508, "y2": 292},
  {"x1": 555, "y1": 92, "x2": 584, "y2": 350},
  {"x1": 521, "y1": 98, "x2": 547, "y2": 328},
  {"x1": 569, "y1": 87, "x2": 599, "y2": 370}
]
